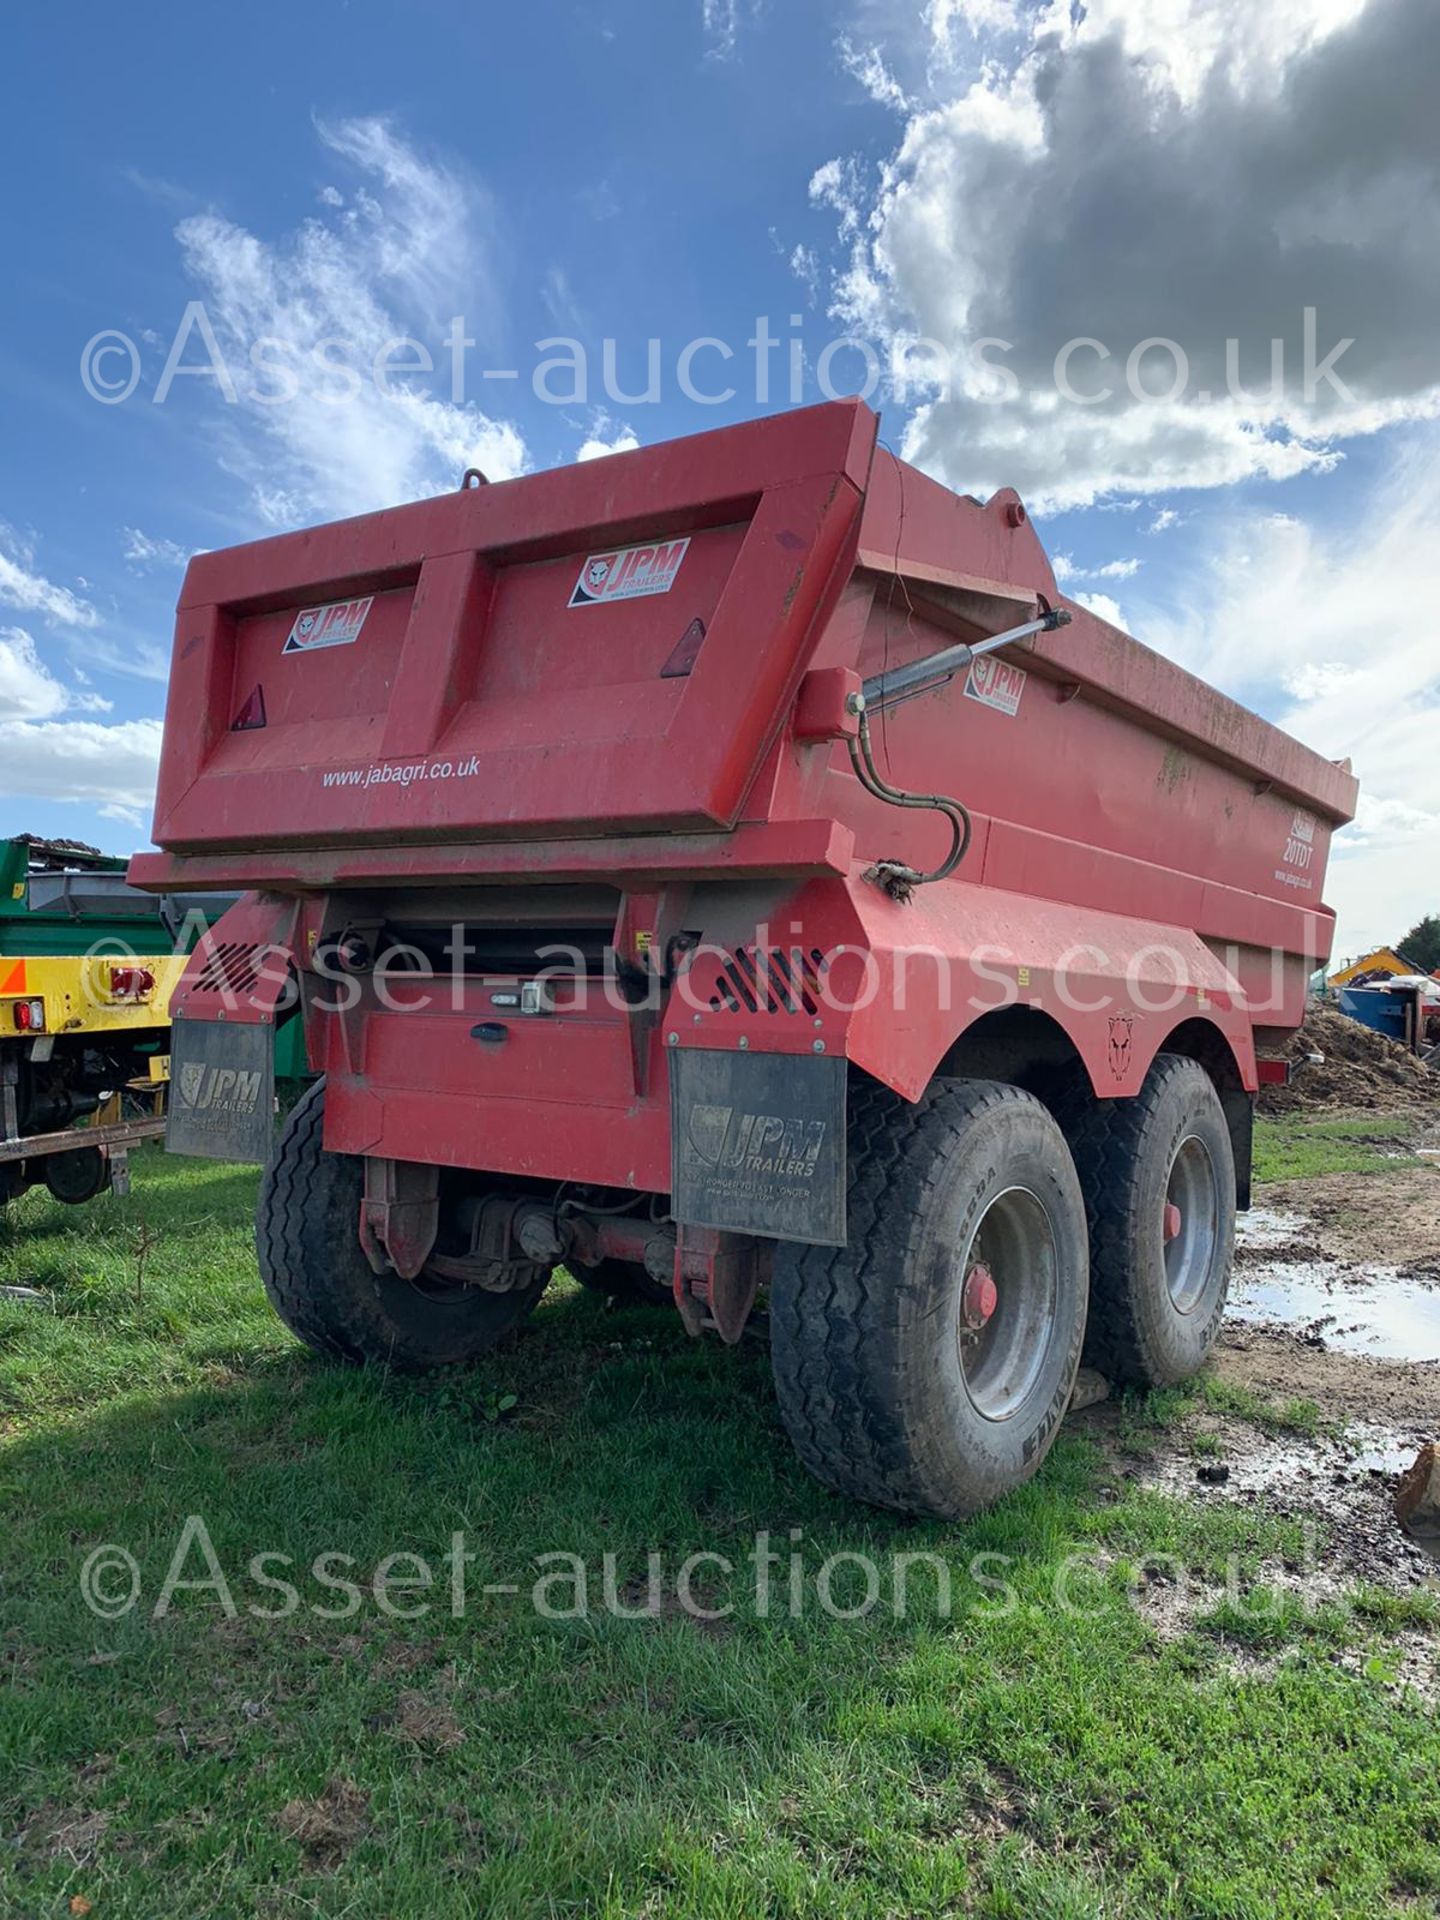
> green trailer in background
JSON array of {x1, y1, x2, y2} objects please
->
[{"x1": 0, "y1": 835, "x2": 305, "y2": 1207}]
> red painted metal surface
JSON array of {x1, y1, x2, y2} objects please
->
[
  {"x1": 133, "y1": 400, "x2": 1358, "y2": 1196},
  {"x1": 674, "y1": 1226, "x2": 769, "y2": 1343}
]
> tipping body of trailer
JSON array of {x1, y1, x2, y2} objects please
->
[{"x1": 131, "y1": 400, "x2": 1358, "y2": 1518}]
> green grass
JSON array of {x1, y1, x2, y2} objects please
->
[
  {"x1": 1111, "y1": 1373, "x2": 1326, "y2": 1451},
  {"x1": 1253, "y1": 1111, "x2": 1423, "y2": 1184},
  {"x1": 2, "y1": 1151, "x2": 1439, "y2": 1917},
  {"x1": 1197, "y1": 1375, "x2": 1329, "y2": 1439}
]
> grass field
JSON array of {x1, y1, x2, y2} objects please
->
[
  {"x1": 1251, "y1": 1110, "x2": 1426, "y2": 1183},
  {"x1": 2, "y1": 1120, "x2": 1438, "y2": 1917}
]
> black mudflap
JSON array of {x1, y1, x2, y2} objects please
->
[
  {"x1": 670, "y1": 1049, "x2": 846, "y2": 1247},
  {"x1": 166, "y1": 1019, "x2": 275, "y2": 1163}
]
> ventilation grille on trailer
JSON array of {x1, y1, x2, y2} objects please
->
[
  {"x1": 189, "y1": 941, "x2": 269, "y2": 997},
  {"x1": 706, "y1": 946, "x2": 830, "y2": 1016}
]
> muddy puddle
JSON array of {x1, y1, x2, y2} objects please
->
[
  {"x1": 1230, "y1": 1206, "x2": 1440, "y2": 1363},
  {"x1": 1146, "y1": 1421, "x2": 1418, "y2": 1496},
  {"x1": 1071, "y1": 1179, "x2": 1440, "y2": 1596}
]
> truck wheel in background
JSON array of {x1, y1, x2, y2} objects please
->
[
  {"x1": 257, "y1": 1080, "x2": 549, "y2": 1370},
  {"x1": 571, "y1": 1259, "x2": 671, "y2": 1307},
  {"x1": 42, "y1": 1146, "x2": 111, "y2": 1205},
  {"x1": 770, "y1": 1079, "x2": 1089, "y2": 1520},
  {"x1": 1066, "y1": 1054, "x2": 1235, "y2": 1389}
]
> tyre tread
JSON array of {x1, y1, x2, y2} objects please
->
[
  {"x1": 255, "y1": 1079, "x2": 545, "y2": 1369},
  {"x1": 1061, "y1": 1053, "x2": 1230, "y2": 1386},
  {"x1": 771, "y1": 1078, "x2": 1072, "y2": 1514}
]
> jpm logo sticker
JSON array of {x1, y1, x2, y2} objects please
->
[
  {"x1": 685, "y1": 1105, "x2": 828, "y2": 1182},
  {"x1": 670, "y1": 1050, "x2": 846, "y2": 1247},
  {"x1": 963, "y1": 655, "x2": 1027, "y2": 717},
  {"x1": 166, "y1": 1021, "x2": 274, "y2": 1164},
  {"x1": 569, "y1": 538, "x2": 690, "y2": 607},
  {"x1": 175, "y1": 1063, "x2": 264, "y2": 1118},
  {"x1": 283, "y1": 596, "x2": 374, "y2": 655}
]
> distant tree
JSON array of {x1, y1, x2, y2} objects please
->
[{"x1": 1397, "y1": 913, "x2": 1440, "y2": 973}]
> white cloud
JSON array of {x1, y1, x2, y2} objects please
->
[
  {"x1": 0, "y1": 528, "x2": 98, "y2": 629},
  {"x1": 701, "y1": 0, "x2": 758, "y2": 57},
  {"x1": 1138, "y1": 436, "x2": 1440, "y2": 951},
  {"x1": 926, "y1": 0, "x2": 1023, "y2": 55},
  {"x1": 1072, "y1": 590, "x2": 1127, "y2": 627},
  {"x1": 0, "y1": 599, "x2": 158, "y2": 836},
  {"x1": 923, "y1": 0, "x2": 1372, "y2": 101},
  {"x1": 0, "y1": 628, "x2": 112, "y2": 722},
  {"x1": 814, "y1": 0, "x2": 1440, "y2": 508},
  {"x1": 0, "y1": 620, "x2": 156, "y2": 820},
  {"x1": 809, "y1": 157, "x2": 867, "y2": 243},
  {"x1": 123, "y1": 527, "x2": 190, "y2": 571},
  {"x1": 838, "y1": 36, "x2": 912, "y2": 111},
  {"x1": 1283, "y1": 660, "x2": 1364, "y2": 702},
  {"x1": 796, "y1": 247, "x2": 820, "y2": 304},
  {"x1": 0, "y1": 717, "x2": 163, "y2": 822},
  {"x1": 1148, "y1": 509, "x2": 1182, "y2": 534},
  {"x1": 0, "y1": 628, "x2": 73, "y2": 721},
  {"x1": 576, "y1": 415, "x2": 640, "y2": 462},
  {"x1": 173, "y1": 116, "x2": 527, "y2": 528},
  {"x1": 1051, "y1": 553, "x2": 1139, "y2": 584},
  {"x1": 78, "y1": 632, "x2": 175, "y2": 687},
  {"x1": 99, "y1": 803, "x2": 146, "y2": 832}
]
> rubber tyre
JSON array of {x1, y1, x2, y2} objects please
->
[
  {"x1": 1066, "y1": 1054, "x2": 1235, "y2": 1389},
  {"x1": 571, "y1": 1259, "x2": 671, "y2": 1307},
  {"x1": 770, "y1": 1078, "x2": 1089, "y2": 1521},
  {"x1": 256, "y1": 1079, "x2": 548, "y2": 1370},
  {"x1": 43, "y1": 1146, "x2": 111, "y2": 1205}
]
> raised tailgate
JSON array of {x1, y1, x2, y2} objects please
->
[{"x1": 152, "y1": 403, "x2": 876, "y2": 852}]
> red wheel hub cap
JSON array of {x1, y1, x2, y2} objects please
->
[
  {"x1": 1163, "y1": 1201, "x2": 1183, "y2": 1243},
  {"x1": 961, "y1": 1262, "x2": 998, "y2": 1330}
]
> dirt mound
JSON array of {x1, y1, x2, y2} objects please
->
[{"x1": 1259, "y1": 1003, "x2": 1436, "y2": 1115}]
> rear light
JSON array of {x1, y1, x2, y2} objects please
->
[
  {"x1": 13, "y1": 998, "x2": 45, "y2": 1032},
  {"x1": 108, "y1": 965, "x2": 156, "y2": 1001}
]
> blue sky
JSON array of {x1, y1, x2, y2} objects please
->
[{"x1": 1, "y1": 0, "x2": 1436, "y2": 957}]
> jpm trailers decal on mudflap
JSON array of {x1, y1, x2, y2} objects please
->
[
  {"x1": 165, "y1": 1020, "x2": 275, "y2": 1164},
  {"x1": 670, "y1": 1050, "x2": 847, "y2": 1247}
]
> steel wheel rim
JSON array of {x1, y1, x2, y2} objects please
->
[
  {"x1": 1164, "y1": 1134, "x2": 1219, "y2": 1314},
  {"x1": 955, "y1": 1185, "x2": 1059, "y2": 1423}
]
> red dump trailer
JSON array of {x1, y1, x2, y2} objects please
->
[{"x1": 131, "y1": 400, "x2": 1357, "y2": 1518}]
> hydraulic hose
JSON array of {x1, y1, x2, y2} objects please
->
[
  {"x1": 847, "y1": 605, "x2": 1071, "y2": 898},
  {"x1": 847, "y1": 707, "x2": 972, "y2": 901}
]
